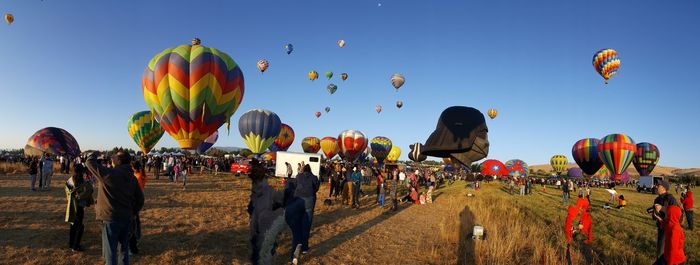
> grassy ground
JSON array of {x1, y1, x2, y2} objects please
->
[{"x1": 1, "y1": 171, "x2": 697, "y2": 265}]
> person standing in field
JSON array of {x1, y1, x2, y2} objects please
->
[
  {"x1": 350, "y1": 165, "x2": 362, "y2": 209},
  {"x1": 129, "y1": 161, "x2": 147, "y2": 255},
  {"x1": 247, "y1": 159, "x2": 289, "y2": 265},
  {"x1": 27, "y1": 157, "x2": 39, "y2": 191},
  {"x1": 85, "y1": 151, "x2": 144, "y2": 265},
  {"x1": 293, "y1": 164, "x2": 319, "y2": 254},
  {"x1": 390, "y1": 170, "x2": 399, "y2": 211},
  {"x1": 153, "y1": 156, "x2": 162, "y2": 180},
  {"x1": 562, "y1": 179, "x2": 570, "y2": 204},
  {"x1": 656, "y1": 205, "x2": 686, "y2": 265},
  {"x1": 651, "y1": 180, "x2": 678, "y2": 260},
  {"x1": 40, "y1": 155, "x2": 54, "y2": 191},
  {"x1": 65, "y1": 164, "x2": 93, "y2": 252},
  {"x1": 681, "y1": 191, "x2": 694, "y2": 231}
]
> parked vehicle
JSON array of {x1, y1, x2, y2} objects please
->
[
  {"x1": 230, "y1": 160, "x2": 252, "y2": 176},
  {"x1": 274, "y1": 151, "x2": 321, "y2": 178},
  {"x1": 637, "y1": 176, "x2": 663, "y2": 193}
]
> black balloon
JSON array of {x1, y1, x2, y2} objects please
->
[{"x1": 421, "y1": 106, "x2": 489, "y2": 166}]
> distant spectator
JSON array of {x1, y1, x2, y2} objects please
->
[
  {"x1": 681, "y1": 191, "x2": 694, "y2": 231},
  {"x1": 27, "y1": 157, "x2": 39, "y2": 191}
]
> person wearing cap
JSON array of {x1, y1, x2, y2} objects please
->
[
  {"x1": 349, "y1": 164, "x2": 362, "y2": 208},
  {"x1": 651, "y1": 179, "x2": 678, "y2": 259},
  {"x1": 680, "y1": 190, "x2": 694, "y2": 230}
]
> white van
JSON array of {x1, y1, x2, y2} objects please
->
[{"x1": 274, "y1": 151, "x2": 322, "y2": 178}]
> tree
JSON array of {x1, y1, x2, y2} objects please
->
[{"x1": 239, "y1": 149, "x2": 252, "y2": 158}]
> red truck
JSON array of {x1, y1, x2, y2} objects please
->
[{"x1": 230, "y1": 160, "x2": 252, "y2": 175}]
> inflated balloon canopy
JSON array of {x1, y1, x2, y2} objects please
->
[{"x1": 421, "y1": 106, "x2": 489, "y2": 166}]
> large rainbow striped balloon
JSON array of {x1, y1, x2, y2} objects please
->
[
  {"x1": 142, "y1": 40, "x2": 244, "y2": 149},
  {"x1": 127, "y1": 111, "x2": 164, "y2": 154},
  {"x1": 370, "y1": 136, "x2": 392, "y2": 164},
  {"x1": 572, "y1": 138, "x2": 604, "y2": 175},
  {"x1": 592, "y1": 49, "x2": 620, "y2": 84},
  {"x1": 597, "y1": 134, "x2": 635, "y2": 180}
]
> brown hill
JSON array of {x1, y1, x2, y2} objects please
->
[{"x1": 528, "y1": 163, "x2": 700, "y2": 177}]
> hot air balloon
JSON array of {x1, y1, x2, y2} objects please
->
[
  {"x1": 284, "y1": 43, "x2": 294, "y2": 54},
  {"x1": 142, "y1": 39, "x2": 244, "y2": 149},
  {"x1": 597, "y1": 134, "x2": 636, "y2": 181},
  {"x1": 550, "y1": 155, "x2": 568, "y2": 176},
  {"x1": 268, "y1": 123, "x2": 295, "y2": 152},
  {"x1": 341, "y1": 73, "x2": 348, "y2": 81},
  {"x1": 320, "y1": 137, "x2": 340, "y2": 160},
  {"x1": 127, "y1": 111, "x2": 165, "y2": 154},
  {"x1": 338, "y1": 39, "x2": 346, "y2": 48},
  {"x1": 257, "y1": 59, "x2": 269, "y2": 73},
  {"x1": 301, "y1": 137, "x2": 321, "y2": 153},
  {"x1": 593, "y1": 166, "x2": 610, "y2": 179},
  {"x1": 24, "y1": 127, "x2": 81, "y2": 157},
  {"x1": 391, "y1": 73, "x2": 405, "y2": 91},
  {"x1": 421, "y1": 106, "x2": 490, "y2": 166},
  {"x1": 196, "y1": 130, "x2": 219, "y2": 154},
  {"x1": 396, "y1": 101, "x2": 403, "y2": 109},
  {"x1": 327, "y1": 84, "x2": 337, "y2": 95},
  {"x1": 325, "y1": 107, "x2": 331, "y2": 113},
  {"x1": 487, "y1": 109, "x2": 497, "y2": 119},
  {"x1": 337, "y1": 130, "x2": 368, "y2": 162},
  {"x1": 325, "y1": 71, "x2": 333, "y2": 80},
  {"x1": 315, "y1": 112, "x2": 321, "y2": 118},
  {"x1": 572, "y1": 138, "x2": 604, "y2": 175},
  {"x1": 238, "y1": 109, "x2": 281, "y2": 154},
  {"x1": 505, "y1": 159, "x2": 529, "y2": 178},
  {"x1": 567, "y1": 168, "x2": 583, "y2": 178},
  {"x1": 263, "y1": 152, "x2": 276, "y2": 161},
  {"x1": 370, "y1": 137, "x2": 392, "y2": 165},
  {"x1": 592, "y1": 49, "x2": 620, "y2": 84},
  {"x1": 480, "y1": 159, "x2": 508, "y2": 176},
  {"x1": 375, "y1": 105, "x2": 382, "y2": 114},
  {"x1": 5, "y1": 13, "x2": 13, "y2": 25},
  {"x1": 633, "y1": 142, "x2": 660, "y2": 176},
  {"x1": 408, "y1": 143, "x2": 427, "y2": 162},
  {"x1": 308, "y1": 71, "x2": 318, "y2": 81},
  {"x1": 385, "y1": 146, "x2": 401, "y2": 163}
]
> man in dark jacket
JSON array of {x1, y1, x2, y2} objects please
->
[
  {"x1": 85, "y1": 151, "x2": 144, "y2": 265},
  {"x1": 248, "y1": 159, "x2": 286, "y2": 265},
  {"x1": 294, "y1": 164, "x2": 320, "y2": 253},
  {"x1": 651, "y1": 180, "x2": 677, "y2": 260}
]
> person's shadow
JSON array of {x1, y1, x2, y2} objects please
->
[{"x1": 457, "y1": 206, "x2": 476, "y2": 265}]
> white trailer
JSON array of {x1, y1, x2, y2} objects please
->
[
  {"x1": 274, "y1": 151, "x2": 322, "y2": 178},
  {"x1": 637, "y1": 176, "x2": 663, "y2": 193}
]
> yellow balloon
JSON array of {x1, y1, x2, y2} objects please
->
[
  {"x1": 308, "y1": 70, "x2": 318, "y2": 81},
  {"x1": 386, "y1": 146, "x2": 401, "y2": 162},
  {"x1": 5, "y1": 13, "x2": 14, "y2": 25},
  {"x1": 550, "y1": 155, "x2": 568, "y2": 175},
  {"x1": 487, "y1": 108, "x2": 497, "y2": 119},
  {"x1": 338, "y1": 39, "x2": 346, "y2": 48}
]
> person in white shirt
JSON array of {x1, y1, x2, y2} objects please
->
[{"x1": 41, "y1": 155, "x2": 54, "y2": 190}]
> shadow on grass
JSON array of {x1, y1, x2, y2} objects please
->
[{"x1": 457, "y1": 205, "x2": 476, "y2": 265}]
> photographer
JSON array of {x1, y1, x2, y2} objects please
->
[{"x1": 650, "y1": 180, "x2": 678, "y2": 259}]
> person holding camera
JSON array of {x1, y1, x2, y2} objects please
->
[{"x1": 651, "y1": 180, "x2": 678, "y2": 260}]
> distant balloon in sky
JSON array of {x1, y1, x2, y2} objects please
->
[
  {"x1": 308, "y1": 70, "x2": 318, "y2": 81},
  {"x1": 396, "y1": 101, "x2": 403, "y2": 109},
  {"x1": 487, "y1": 109, "x2": 497, "y2": 119},
  {"x1": 338, "y1": 40, "x2": 346, "y2": 48},
  {"x1": 284, "y1": 43, "x2": 294, "y2": 54},
  {"x1": 257, "y1": 59, "x2": 269, "y2": 73},
  {"x1": 391, "y1": 73, "x2": 405, "y2": 91},
  {"x1": 315, "y1": 112, "x2": 321, "y2": 118},
  {"x1": 5, "y1": 13, "x2": 14, "y2": 25},
  {"x1": 325, "y1": 107, "x2": 331, "y2": 113},
  {"x1": 341, "y1": 73, "x2": 348, "y2": 81},
  {"x1": 327, "y1": 84, "x2": 337, "y2": 95},
  {"x1": 378, "y1": 3, "x2": 382, "y2": 7},
  {"x1": 375, "y1": 105, "x2": 382, "y2": 114},
  {"x1": 592, "y1": 49, "x2": 620, "y2": 84},
  {"x1": 325, "y1": 71, "x2": 333, "y2": 80}
]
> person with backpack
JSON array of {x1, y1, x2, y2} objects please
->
[
  {"x1": 65, "y1": 163, "x2": 94, "y2": 252},
  {"x1": 28, "y1": 157, "x2": 39, "y2": 191}
]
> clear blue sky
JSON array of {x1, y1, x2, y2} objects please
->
[{"x1": 1, "y1": 1, "x2": 699, "y2": 168}]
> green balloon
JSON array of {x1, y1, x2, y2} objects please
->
[{"x1": 325, "y1": 71, "x2": 333, "y2": 80}]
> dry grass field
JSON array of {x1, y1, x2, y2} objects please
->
[{"x1": 1, "y1": 167, "x2": 698, "y2": 265}]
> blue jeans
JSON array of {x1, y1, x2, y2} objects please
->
[
  {"x1": 101, "y1": 219, "x2": 131, "y2": 265},
  {"x1": 378, "y1": 194, "x2": 385, "y2": 207},
  {"x1": 300, "y1": 196, "x2": 315, "y2": 251},
  {"x1": 285, "y1": 197, "x2": 306, "y2": 257}
]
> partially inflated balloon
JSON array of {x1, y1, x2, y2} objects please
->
[
  {"x1": 284, "y1": 43, "x2": 294, "y2": 54},
  {"x1": 338, "y1": 130, "x2": 368, "y2": 162},
  {"x1": 301, "y1": 137, "x2": 321, "y2": 153},
  {"x1": 142, "y1": 40, "x2": 244, "y2": 149},
  {"x1": 505, "y1": 159, "x2": 529, "y2": 178},
  {"x1": 338, "y1": 40, "x2": 346, "y2": 48},
  {"x1": 341, "y1": 73, "x2": 348, "y2": 81},
  {"x1": 268, "y1": 123, "x2": 294, "y2": 152},
  {"x1": 320, "y1": 137, "x2": 339, "y2": 159},
  {"x1": 127, "y1": 111, "x2": 165, "y2": 154},
  {"x1": 370, "y1": 136, "x2": 392, "y2": 164},
  {"x1": 567, "y1": 168, "x2": 583, "y2": 178},
  {"x1": 550, "y1": 155, "x2": 568, "y2": 175},
  {"x1": 5, "y1": 13, "x2": 13, "y2": 25},
  {"x1": 487, "y1": 109, "x2": 497, "y2": 119},
  {"x1": 263, "y1": 152, "x2": 276, "y2": 161},
  {"x1": 325, "y1": 107, "x2": 331, "y2": 113},
  {"x1": 315, "y1": 112, "x2": 321, "y2": 118},
  {"x1": 396, "y1": 101, "x2": 403, "y2": 109},
  {"x1": 386, "y1": 146, "x2": 401, "y2": 163},
  {"x1": 572, "y1": 138, "x2": 604, "y2": 175},
  {"x1": 391, "y1": 73, "x2": 405, "y2": 90},
  {"x1": 196, "y1": 130, "x2": 219, "y2": 154},
  {"x1": 481, "y1": 159, "x2": 508, "y2": 176},
  {"x1": 325, "y1": 71, "x2": 333, "y2": 80},
  {"x1": 592, "y1": 49, "x2": 620, "y2": 84},
  {"x1": 24, "y1": 127, "x2": 81, "y2": 157},
  {"x1": 309, "y1": 71, "x2": 318, "y2": 81},
  {"x1": 375, "y1": 105, "x2": 382, "y2": 114},
  {"x1": 327, "y1": 84, "x2": 337, "y2": 95},
  {"x1": 238, "y1": 109, "x2": 281, "y2": 154},
  {"x1": 597, "y1": 134, "x2": 635, "y2": 181},
  {"x1": 408, "y1": 143, "x2": 426, "y2": 162},
  {"x1": 633, "y1": 142, "x2": 660, "y2": 176},
  {"x1": 257, "y1": 59, "x2": 269, "y2": 73}
]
